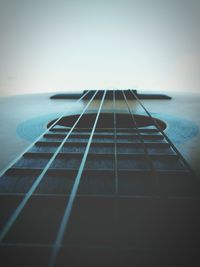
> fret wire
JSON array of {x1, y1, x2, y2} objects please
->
[
  {"x1": 129, "y1": 89, "x2": 197, "y2": 175},
  {"x1": 0, "y1": 90, "x2": 98, "y2": 243},
  {"x1": 0, "y1": 90, "x2": 91, "y2": 177},
  {"x1": 48, "y1": 90, "x2": 107, "y2": 267}
]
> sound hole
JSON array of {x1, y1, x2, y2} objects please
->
[{"x1": 47, "y1": 113, "x2": 167, "y2": 130}]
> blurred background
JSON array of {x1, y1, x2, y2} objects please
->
[{"x1": 0, "y1": 0, "x2": 200, "y2": 96}]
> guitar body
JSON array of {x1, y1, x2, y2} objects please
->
[{"x1": 0, "y1": 90, "x2": 200, "y2": 266}]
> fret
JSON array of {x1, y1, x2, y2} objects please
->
[
  {"x1": 34, "y1": 140, "x2": 171, "y2": 147},
  {"x1": 22, "y1": 151, "x2": 179, "y2": 158},
  {"x1": 37, "y1": 139, "x2": 168, "y2": 145},
  {"x1": 50, "y1": 127, "x2": 160, "y2": 133},
  {"x1": 44, "y1": 132, "x2": 164, "y2": 139}
]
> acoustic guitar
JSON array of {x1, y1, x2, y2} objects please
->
[{"x1": 0, "y1": 89, "x2": 200, "y2": 266}]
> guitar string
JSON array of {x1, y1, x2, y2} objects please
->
[
  {"x1": 0, "y1": 90, "x2": 91, "y2": 177},
  {"x1": 122, "y1": 90, "x2": 163, "y2": 196},
  {"x1": 122, "y1": 90, "x2": 157, "y2": 173},
  {"x1": 113, "y1": 91, "x2": 118, "y2": 195},
  {"x1": 48, "y1": 90, "x2": 107, "y2": 267},
  {"x1": 0, "y1": 90, "x2": 98, "y2": 243},
  {"x1": 130, "y1": 89, "x2": 197, "y2": 176},
  {"x1": 113, "y1": 90, "x2": 120, "y2": 251}
]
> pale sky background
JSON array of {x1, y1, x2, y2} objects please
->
[{"x1": 0, "y1": 0, "x2": 200, "y2": 96}]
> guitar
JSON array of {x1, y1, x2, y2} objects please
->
[{"x1": 0, "y1": 89, "x2": 200, "y2": 266}]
